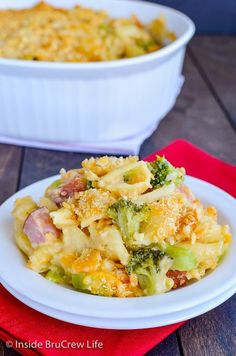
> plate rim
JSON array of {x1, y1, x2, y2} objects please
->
[
  {"x1": 1, "y1": 279, "x2": 235, "y2": 329},
  {"x1": 0, "y1": 174, "x2": 235, "y2": 319}
]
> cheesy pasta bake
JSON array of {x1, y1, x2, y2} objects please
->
[
  {"x1": 13, "y1": 155, "x2": 231, "y2": 297},
  {"x1": 0, "y1": 1, "x2": 176, "y2": 62}
]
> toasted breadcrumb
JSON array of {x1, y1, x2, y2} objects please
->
[
  {"x1": 74, "y1": 189, "x2": 116, "y2": 228},
  {"x1": 0, "y1": 2, "x2": 175, "y2": 62}
]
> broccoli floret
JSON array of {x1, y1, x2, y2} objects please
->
[
  {"x1": 107, "y1": 199, "x2": 149, "y2": 247},
  {"x1": 127, "y1": 248, "x2": 165, "y2": 274},
  {"x1": 45, "y1": 265, "x2": 67, "y2": 284},
  {"x1": 86, "y1": 180, "x2": 93, "y2": 190},
  {"x1": 126, "y1": 247, "x2": 173, "y2": 295},
  {"x1": 148, "y1": 156, "x2": 184, "y2": 189}
]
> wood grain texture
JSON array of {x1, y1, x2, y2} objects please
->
[
  {"x1": 0, "y1": 343, "x2": 20, "y2": 356},
  {"x1": 140, "y1": 54, "x2": 236, "y2": 164},
  {"x1": 146, "y1": 333, "x2": 181, "y2": 356},
  {"x1": 189, "y1": 36, "x2": 236, "y2": 127},
  {"x1": 0, "y1": 342, "x2": 3, "y2": 356},
  {"x1": 0, "y1": 144, "x2": 22, "y2": 204},
  {"x1": 179, "y1": 294, "x2": 236, "y2": 356},
  {"x1": 0, "y1": 144, "x2": 22, "y2": 356},
  {"x1": 19, "y1": 149, "x2": 101, "y2": 188}
]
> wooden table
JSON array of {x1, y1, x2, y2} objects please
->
[{"x1": 0, "y1": 36, "x2": 235, "y2": 356}]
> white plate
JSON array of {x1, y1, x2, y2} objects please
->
[
  {"x1": 2, "y1": 279, "x2": 235, "y2": 329},
  {"x1": 0, "y1": 176, "x2": 235, "y2": 320}
]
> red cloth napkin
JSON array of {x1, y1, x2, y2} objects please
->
[{"x1": 0, "y1": 139, "x2": 235, "y2": 356}]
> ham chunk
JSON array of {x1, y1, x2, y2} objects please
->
[
  {"x1": 48, "y1": 175, "x2": 86, "y2": 205},
  {"x1": 23, "y1": 207, "x2": 60, "y2": 247},
  {"x1": 166, "y1": 270, "x2": 187, "y2": 289}
]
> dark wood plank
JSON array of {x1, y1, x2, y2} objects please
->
[
  {"x1": 189, "y1": 36, "x2": 236, "y2": 127},
  {"x1": 19, "y1": 149, "x2": 101, "y2": 188},
  {"x1": 179, "y1": 294, "x2": 236, "y2": 356},
  {"x1": 0, "y1": 144, "x2": 22, "y2": 203},
  {"x1": 0, "y1": 144, "x2": 22, "y2": 356},
  {"x1": 141, "y1": 53, "x2": 236, "y2": 165},
  {"x1": 0, "y1": 341, "x2": 4, "y2": 356},
  {"x1": 146, "y1": 332, "x2": 181, "y2": 356},
  {"x1": 0, "y1": 342, "x2": 20, "y2": 356}
]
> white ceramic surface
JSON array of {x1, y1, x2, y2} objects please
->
[
  {"x1": 0, "y1": 0, "x2": 195, "y2": 145},
  {"x1": 2, "y1": 280, "x2": 235, "y2": 329},
  {"x1": 0, "y1": 175, "x2": 235, "y2": 322}
]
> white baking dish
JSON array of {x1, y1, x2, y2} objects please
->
[{"x1": 0, "y1": 0, "x2": 195, "y2": 145}]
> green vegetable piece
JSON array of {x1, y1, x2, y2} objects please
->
[
  {"x1": 48, "y1": 179, "x2": 62, "y2": 190},
  {"x1": 86, "y1": 180, "x2": 93, "y2": 190},
  {"x1": 165, "y1": 244, "x2": 197, "y2": 271},
  {"x1": 126, "y1": 247, "x2": 173, "y2": 295},
  {"x1": 45, "y1": 266, "x2": 65, "y2": 284},
  {"x1": 99, "y1": 23, "x2": 113, "y2": 34},
  {"x1": 45, "y1": 179, "x2": 61, "y2": 198},
  {"x1": 126, "y1": 44, "x2": 146, "y2": 58},
  {"x1": 107, "y1": 199, "x2": 149, "y2": 247},
  {"x1": 72, "y1": 273, "x2": 91, "y2": 294},
  {"x1": 136, "y1": 39, "x2": 156, "y2": 51},
  {"x1": 148, "y1": 156, "x2": 184, "y2": 189}
]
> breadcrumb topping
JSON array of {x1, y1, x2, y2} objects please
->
[{"x1": 0, "y1": 2, "x2": 176, "y2": 62}]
